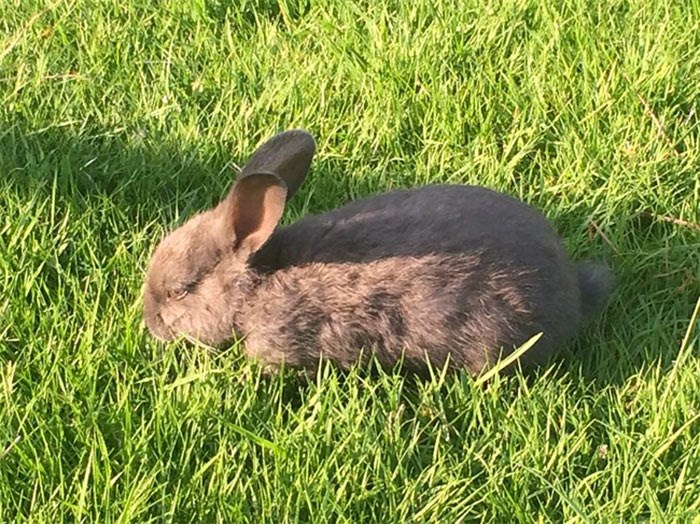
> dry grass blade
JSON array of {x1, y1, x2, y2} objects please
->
[{"x1": 641, "y1": 212, "x2": 700, "y2": 233}]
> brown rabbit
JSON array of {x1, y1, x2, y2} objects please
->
[{"x1": 143, "y1": 129, "x2": 612, "y2": 375}]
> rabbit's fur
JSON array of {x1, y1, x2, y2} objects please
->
[{"x1": 143, "y1": 129, "x2": 613, "y2": 375}]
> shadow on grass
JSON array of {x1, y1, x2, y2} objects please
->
[{"x1": 1, "y1": 121, "x2": 232, "y2": 221}]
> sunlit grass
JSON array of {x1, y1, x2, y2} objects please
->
[{"x1": 1, "y1": 0, "x2": 699, "y2": 521}]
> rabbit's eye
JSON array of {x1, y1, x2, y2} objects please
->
[{"x1": 167, "y1": 287, "x2": 189, "y2": 301}]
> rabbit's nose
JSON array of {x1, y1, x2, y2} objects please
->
[
  {"x1": 144, "y1": 311, "x2": 174, "y2": 341},
  {"x1": 142, "y1": 295, "x2": 172, "y2": 340}
]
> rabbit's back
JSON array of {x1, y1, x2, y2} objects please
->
[
  {"x1": 245, "y1": 185, "x2": 583, "y2": 374},
  {"x1": 260, "y1": 185, "x2": 569, "y2": 266}
]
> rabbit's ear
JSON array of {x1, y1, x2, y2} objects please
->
[
  {"x1": 220, "y1": 173, "x2": 287, "y2": 254},
  {"x1": 238, "y1": 129, "x2": 315, "y2": 200}
]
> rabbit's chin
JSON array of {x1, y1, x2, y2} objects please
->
[
  {"x1": 148, "y1": 326, "x2": 231, "y2": 352},
  {"x1": 181, "y1": 334, "x2": 224, "y2": 352},
  {"x1": 162, "y1": 324, "x2": 236, "y2": 351},
  {"x1": 143, "y1": 313, "x2": 177, "y2": 342},
  {"x1": 144, "y1": 310, "x2": 225, "y2": 349}
]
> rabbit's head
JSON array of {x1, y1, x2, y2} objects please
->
[{"x1": 142, "y1": 129, "x2": 315, "y2": 345}]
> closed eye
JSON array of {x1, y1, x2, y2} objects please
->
[{"x1": 167, "y1": 287, "x2": 190, "y2": 301}]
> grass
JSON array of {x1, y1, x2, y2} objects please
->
[{"x1": 1, "y1": 0, "x2": 699, "y2": 521}]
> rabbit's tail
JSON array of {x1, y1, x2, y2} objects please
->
[{"x1": 576, "y1": 262, "x2": 614, "y2": 319}]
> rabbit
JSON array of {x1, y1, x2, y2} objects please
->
[{"x1": 142, "y1": 129, "x2": 613, "y2": 376}]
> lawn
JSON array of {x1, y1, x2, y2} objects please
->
[{"x1": 1, "y1": 0, "x2": 700, "y2": 521}]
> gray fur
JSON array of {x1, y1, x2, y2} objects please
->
[
  {"x1": 576, "y1": 263, "x2": 615, "y2": 319},
  {"x1": 142, "y1": 129, "x2": 613, "y2": 376}
]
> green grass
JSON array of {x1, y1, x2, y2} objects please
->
[{"x1": 1, "y1": 0, "x2": 700, "y2": 521}]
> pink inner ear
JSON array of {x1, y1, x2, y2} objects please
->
[{"x1": 229, "y1": 174, "x2": 287, "y2": 253}]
